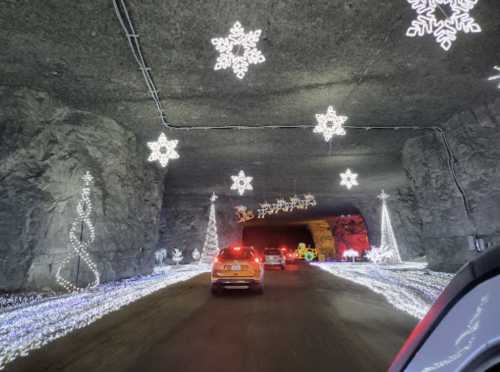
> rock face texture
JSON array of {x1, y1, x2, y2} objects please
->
[
  {"x1": 403, "y1": 99, "x2": 500, "y2": 272},
  {"x1": 0, "y1": 88, "x2": 164, "y2": 291}
]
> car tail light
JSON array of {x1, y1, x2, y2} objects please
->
[
  {"x1": 214, "y1": 257, "x2": 219, "y2": 263},
  {"x1": 233, "y1": 246, "x2": 241, "y2": 251},
  {"x1": 254, "y1": 257, "x2": 260, "y2": 263}
]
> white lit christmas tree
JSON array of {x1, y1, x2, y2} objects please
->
[
  {"x1": 56, "y1": 171, "x2": 100, "y2": 292},
  {"x1": 172, "y1": 249, "x2": 183, "y2": 265},
  {"x1": 200, "y1": 193, "x2": 220, "y2": 264},
  {"x1": 367, "y1": 190, "x2": 402, "y2": 265}
]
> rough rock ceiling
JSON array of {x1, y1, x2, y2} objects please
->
[{"x1": 1, "y1": 0, "x2": 500, "y2": 197}]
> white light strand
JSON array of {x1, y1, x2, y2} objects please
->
[
  {"x1": 405, "y1": 0, "x2": 481, "y2": 51},
  {"x1": 0, "y1": 265, "x2": 209, "y2": 370},
  {"x1": 313, "y1": 262, "x2": 453, "y2": 319},
  {"x1": 257, "y1": 194, "x2": 317, "y2": 219},
  {"x1": 200, "y1": 193, "x2": 220, "y2": 264},
  {"x1": 367, "y1": 190, "x2": 402, "y2": 264},
  {"x1": 55, "y1": 171, "x2": 100, "y2": 292},
  {"x1": 488, "y1": 65, "x2": 500, "y2": 89},
  {"x1": 211, "y1": 21, "x2": 265, "y2": 79},
  {"x1": 230, "y1": 170, "x2": 253, "y2": 196},
  {"x1": 339, "y1": 169, "x2": 359, "y2": 190},
  {"x1": 147, "y1": 132, "x2": 180, "y2": 168},
  {"x1": 313, "y1": 105, "x2": 348, "y2": 142}
]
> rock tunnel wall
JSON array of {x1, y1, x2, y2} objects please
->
[
  {"x1": 0, "y1": 87, "x2": 164, "y2": 291},
  {"x1": 402, "y1": 98, "x2": 500, "y2": 272}
]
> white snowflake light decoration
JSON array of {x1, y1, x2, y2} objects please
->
[
  {"x1": 488, "y1": 66, "x2": 500, "y2": 89},
  {"x1": 147, "y1": 132, "x2": 179, "y2": 168},
  {"x1": 406, "y1": 0, "x2": 481, "y2": 51},
  {"x1": 230, "y1": 170, "x2": 253, "y2": 195},
  {"x1": 211, "y1": 21, "x2": 266, "y2": 79},
  {"x1": 340, "y1": 169, "x2": 359, "y2": 190},
  {"x1": 313, "y1": 105, "x2": 348, "y2": 142}
]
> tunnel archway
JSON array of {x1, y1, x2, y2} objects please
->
[{"x1": 240, "y1": 205, "x2": 370, "y2": 260}]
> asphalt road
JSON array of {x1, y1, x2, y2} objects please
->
[{"x1": 7, "y1": 264, "x2": 417, "y2": 372}]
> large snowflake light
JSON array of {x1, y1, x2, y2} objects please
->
[
  {"x1": 406, "y1": 0, "x2": 482, "y2": 51},
  {"x1": 340, "y1": 169, "x2": 359, "y2": 190},
  {"x1": 211, "y1": 21, "x2": 265, "y2": 79},
  {"x1": 147, "y1": 132, "x2": 179, "y2": 168},
  {"x1": 488, "y1": 66, "x2": 500, "y2": 89},
  {"x1": 230, "y1": 170, "x2": 253, "y2": 195},
  {"x1": 313, "y1": 105, "x2": 348, "y2": 142}
]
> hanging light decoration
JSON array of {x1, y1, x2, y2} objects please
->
[
  {"x1": 211, "y1": 21, "x2": 266, "y2": 79},
  {"x1": 405, "y1": 0, "x2": 481, "y2": 51},
  {"x1": 256, "y1": 194, "x2": 317, "y2": 219},
  {"x1": 488, "y1": 66, "x2": 500, "y2": 89},
  {"x1": 230, "y1": 170, "x2": 253, "y2": 195},
  {"x1": 313, "y1": 105, "x2": 348, "y2": 142},
  {"x1": 339, "y1": 169, "x2": 359, "y2": 190},
  {"x1": 147, "y1": 132, "x2": 179, "y2": 168}
]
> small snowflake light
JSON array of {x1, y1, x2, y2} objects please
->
[
  {"x1": 406, "y1": 0, "x2": 481, "y2": 51},
  {"x1": 211, "y1": 21, "x2": 266, "y2": 79},
  {"x1": 313, "y1": 105, "x2": 348, "y2": 142},
  {"x1": 340, "y1": 169, "x2": 359, "y2": 190},
  {"x1": 488, "y1": 66, "x2": 500, "y2": 89},
  {"x1": 230, "y1": 170, "x2": 253, "y2": 195},
  {"x1": 147, "y1": 132, "x2": 179, "y2": 168}
]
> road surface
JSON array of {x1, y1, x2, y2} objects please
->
[{"x1": 6, "y1": 264, "x2": 417, "y2": 372}]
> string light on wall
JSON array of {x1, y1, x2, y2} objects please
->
[
  {"x1": 147, "y1": 132, "x2": 180, "y2": 167},
  {"x1": 230, "y1": 170, "x2": 254, "y2": 195},
  {"x1": 339, "y1": 169, "x2": 359, "y2": 190},
  {"x1": 55, "y1": 171, "x2": 100, "y2": 292},
  {"x1": 313, "y1": 105, "x2": 348, "y2": 142},
  {"x1": 211, "y1": 21, "x2": 266, "y2": 79},
  {"x1": 488, "y1": 66, "x2": 500, "y2": 89},
  {"x1": 405, "y1": 0, "x2": 481, "y2": 51},
  {"x1": 257, "y1": 194, "x2": 317, "y2": 219}
]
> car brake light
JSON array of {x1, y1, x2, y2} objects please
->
[
  {"x1": 254, "y1": 257, "x2": 260, "y2": 263},
  {"x1": 233, "y1": 246, "x2": 241, "y2": 251},
  {"x1": 214, "y1": 257, "x2": 219, "y2": 263}
]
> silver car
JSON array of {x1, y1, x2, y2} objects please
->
[{"x1": 264, "y1": 248, "x2": 285, "y2": 270}]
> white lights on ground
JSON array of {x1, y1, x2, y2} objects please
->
[
  {"x1": 200, "y1": 193, "x2": 220, "y2": 264},
  {"x1": 257, "y1": 194, "x2": 317, "y2": 219},
  {"x1": 172, "y1": 249, "x2": 183, "y2": 264},
  {"x1": 211, "y1": 21, "x2": 265, "y2": 79},
  {"x1": 313, "y1": 105, "x2": 348, "y2": 142},
  {"x1": 313, "y1": 262, "x2": 453, "y2": 319},
  {"x1": 191, "y1": 248, "x2": 201, "y2": 261},
  {"x1": 342, "y1": 249, "x2": 359, "y2": 262},
  {"x1": 56, "y1": 171, "x2": 100, "y2": 292},
  {"x1": 147, "y1": 132, "x2": 179, "y2": 168},
  {"x1": 339, "y1": 169, "x2": 359, "y2": 190},
  {"x1": 0, "y1": 265, "x2": 210, "y2": 370},
  {"x1": 405, "y1": 0, "x2": 481, "y2": 51},
  {"x1": 488, "y1": 66, "x2": 500, "y2": 89},
  {"x1": 230, "y1": 170, "x2": 253, "y2": 195}
]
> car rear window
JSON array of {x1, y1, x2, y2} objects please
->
[
  {"x1": 265, "y1": 249, "x2": 281, "y2": 255},
  {"x1": 220, "y1": 249, "x2": 253, "y2": 260}
]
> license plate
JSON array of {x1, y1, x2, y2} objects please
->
[{"x1": 231, "y1": 264, "x2": 241, "y2": 271}]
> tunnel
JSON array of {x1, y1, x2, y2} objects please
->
[{"x1": 1, "y1": 1, "x2": 500, "y2": 372}]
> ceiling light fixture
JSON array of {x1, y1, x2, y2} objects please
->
[
  {"x1": 313, "y1": 105, "x2": 348, "y2": 142},
  {"x1": 405, "y1": 0, "x2": 481, "y2": 51},
  {"x1": 211, "y1": 21, "x2": 265, "y2": 79}
]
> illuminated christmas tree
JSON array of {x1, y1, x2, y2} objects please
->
[
  {"x1": 367, "y1": 190, "x2": 402, "y2": 264},
  {"x1": 200, "y1": 193, "x2": 220, "y2": 264}
]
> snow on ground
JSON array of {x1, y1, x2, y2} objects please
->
[
  {"x1": 313, "y1": 261, "x2": 454, "y2": 320},
  {"x1": 0, "y1": 264, "x2": 210, "y2": 370}
]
